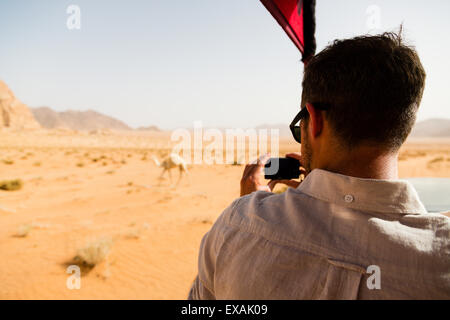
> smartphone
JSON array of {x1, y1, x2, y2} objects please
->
[{"x1": 264, "y1": 158, "x2": 301, "y2": 180}]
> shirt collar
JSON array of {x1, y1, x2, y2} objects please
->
[{"x1": 297, "y1": 169, "x2": 427, "y2": 215}]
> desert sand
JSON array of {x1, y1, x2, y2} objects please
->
[{"x1": 0, "y1": 129, "x2": 449, "y2": 299}]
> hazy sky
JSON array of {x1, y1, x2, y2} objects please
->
[{"x1": 1, "y1": 0, "x2": 449, "y2": 129}]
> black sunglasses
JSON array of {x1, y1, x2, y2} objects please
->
[{"x1": 289, "y1": 103, "x2": 330, "y2": 144}]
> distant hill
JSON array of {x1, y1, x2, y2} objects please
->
[
  {"x1": 31, "y1": 107, "x2": 131, "y2": 131},
  {"x1": 410, "y1": 118, "x2": 450, "y2": 138},
  {"x1": 254, "y1": 118, "x2": 450, "y2": 139},
  {"x1": 136, "y1": 125, "x2": 161, "y2": 132},
  {"x1": 0, "y1": 80, "x2": 40, "y2": 129}
]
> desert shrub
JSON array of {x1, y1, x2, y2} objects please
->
[
  {"x1": 0, "y1": 179, "x2": 23, "y2": 191},
  {"x1": 74, "y1": 238, "x2": 112, "y2": 267},
  {"x1": 16, "y1": 224, "x2": 32, "y2": 237},
  {"x1": 125, "y1": 228, "x2": 141, "y2": 239},
  {"x1": 428, "y1": 157, "x2": 444, "y2": 164}
]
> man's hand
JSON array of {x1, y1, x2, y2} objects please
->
[
  {"x1": 240, "y1": 153, "x2": 306, "y2": 197},
  {"x1": 240, "y1": 154, "x2": 272, "y2": 197},
  {"x1": 274, "y1": 152, "x2": 306, "y2": 189}
]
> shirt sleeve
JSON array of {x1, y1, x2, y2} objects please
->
[
  {"x1": 187, "y1": 198, "x2": 242, "y2": 300},
  {"x1": 187, "y1": 227, "x2": 220, "y2": 300}
]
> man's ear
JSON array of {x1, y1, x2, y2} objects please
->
[{"x1": 305, "y1": 103, "x2": 324, "y2": 139}]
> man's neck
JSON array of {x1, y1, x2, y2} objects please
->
[{"x1": 317, "y1": 147, "x2": 399, "y2": 180}]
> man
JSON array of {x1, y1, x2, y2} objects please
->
[{"x1": 189, "y1": 32, "x2": 450, "y2": 299}]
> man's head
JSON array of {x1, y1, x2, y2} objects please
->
[{"x1": 299, "y1": 31, "x2": 426, "y2": 175}]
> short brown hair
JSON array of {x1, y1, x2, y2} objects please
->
[{"x1": 302, "y1": 31, "x2": 426, "y2": 151}]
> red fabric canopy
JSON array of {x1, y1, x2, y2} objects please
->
[{"x1": 260, "y1": 0, "x2": 316, "y2": 62}]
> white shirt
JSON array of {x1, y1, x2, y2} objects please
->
[{"x1": 189, "y1": 169, "x2": 450, "y2": 299}]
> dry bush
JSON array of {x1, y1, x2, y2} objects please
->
[
  {"x1": 125, "y1": 228, "x2": 141, "y2": 239},
  {"x1": 76, "y1": 162, "x2": 85, "y2": 168},
  {"x1": 428, "y1": 157, "x2": 444, "y2": 165},
  {"x1": 2, "y1": 159, "x2": 14, "y2": 165},
  {"x1": 403, "y1": 150, "x2": 427, "y2": 158},
  {"x1": 16, "y1": 224, "x2": 32, "y2": 237},
  {"x1": 0, "y1": 179, "x2": 23, "y2": 191},
  {"x1": 125, "y1": 223, "x2": 150, "y2": 240},
  {"x1": 74, "y1": 238, "x2": 112, "y2": 268}
]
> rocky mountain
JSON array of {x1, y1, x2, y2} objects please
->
[
  {"x1": 0, "y1": 80, "x2": 40, "y2": 129},
  {"x1": 31, "y1": 107, "x2": 131, "y2": 131}
]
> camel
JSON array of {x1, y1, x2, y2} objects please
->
[{"x1": 152, "y1": 153, "x2": 189, "y2": 185}]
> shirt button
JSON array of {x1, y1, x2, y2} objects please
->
[{"x1": 344, "y1": 194, "x2": 354, "y2": 203}]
